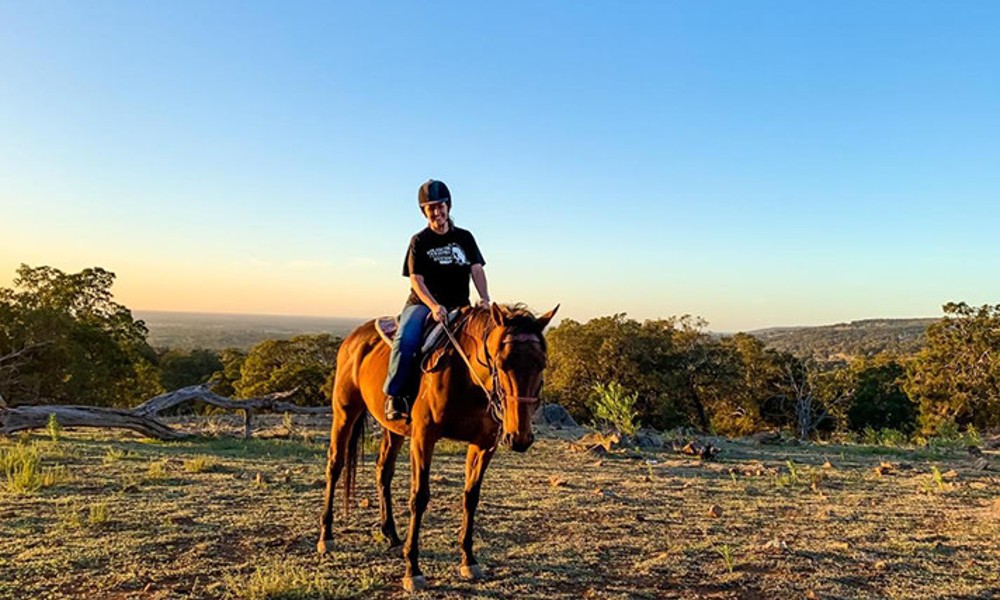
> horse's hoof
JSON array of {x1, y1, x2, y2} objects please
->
[
  {"x1": 459, "y1": 564, "x2": 485, "y2": 581},
  {"x1": 402, "y1": 575, "x2": 427, "y2": 592},
  {"x1": 316, "y1": 539, "x2": 333, "y2": 554}
]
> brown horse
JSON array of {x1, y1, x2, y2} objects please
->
[{"x1": 317, "y1": 302, "x2": 558, "y2": 591}]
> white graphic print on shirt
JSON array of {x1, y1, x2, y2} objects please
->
[{"x1": 426, "y1": 243, "x2": 469, "y2": 266}]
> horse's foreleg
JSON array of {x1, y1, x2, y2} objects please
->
[
  {"x1": 402, "y1": 433, "x2": 437, "y2": 591},
  {"x1": 376, "y1": 429, "x2": 405, "y2": 551},
  {"x1": 317, "y1": 405, "x2": 355, "y2": 554},
  {"x1": 458, "y1": 442, "x2": 495, "y2": 580}
]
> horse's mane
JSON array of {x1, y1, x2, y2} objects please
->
[{"x1": 462, "y1": 303, "x2": 547, "y2": 351}]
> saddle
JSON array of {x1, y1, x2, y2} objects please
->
[{"x1": 375, "y1": 309, "x2": 465, "y2": 372}]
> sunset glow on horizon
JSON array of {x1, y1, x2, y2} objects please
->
[{"x1": 4, "y1": 2, "x2": 1000, "y2": 332}]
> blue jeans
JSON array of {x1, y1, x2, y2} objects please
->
[{"x1": 383, "y1": 303, "x2": 431, "y2": 397}]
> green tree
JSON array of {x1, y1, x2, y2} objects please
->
[
  {"x1": 545, "y1": 314, "x2": 679, "y2": 428},
  {"x1": 713, "y1": 333, "x2": 801, "y2": 435},
  {"x1": 158, "y1": 348, "x2": 224, "y2": 391},
  {"x1": 210, "y1": 348, "x2": 247, "y2": 397},
  {"x1": 0, "y1": 264, "x2": 161, "y2": 407},
  {"x1": 545, "y1": 313, "x2": 734, "y2": 430},
  {"x1": 844, "y1": 356, "x2": 916, "y2": 433},
  {"x1": 234, "y1": 334, "x2": 341, "y2": 406},
  {"x1": 904, "y1": 302, "x2": 1000, "y2": 432}
]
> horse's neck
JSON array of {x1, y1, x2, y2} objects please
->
[{"x1": 453, "y1": 311, "x2": 493, "y2": 382}]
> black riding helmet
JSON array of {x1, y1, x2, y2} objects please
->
[{"x1": 418, "y1": 179, "x2": 451, "y2": 212}]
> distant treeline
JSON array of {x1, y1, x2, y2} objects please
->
[
  {"x1": 137, "y1": 311, "x2": 363, "y2": 351},
  {"x1": 2, "y1": 265, "x2": 998, "y2": 438},
  {"x1": 749, "y1": 318, "x2": 935, "y2": 366},
  {"x1": 543, "y1": 307, "x2": 998, "y2": 438}
]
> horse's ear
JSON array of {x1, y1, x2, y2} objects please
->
[
  {"x1": 536, "y1": 304, "x2": 560, "y2": 330},
  {"x1": 490, "y1": 302, "x2": 508, "y2": 326}
]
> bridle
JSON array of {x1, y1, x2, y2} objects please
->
[{"x1": 440, "y1": 321, "x2": 543, "y2": 426}]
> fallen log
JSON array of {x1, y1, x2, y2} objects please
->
[
  {"x1": 133, "y1": 384, "x2": 329, "y2": 417},
  {"x1": 0, "y1": 384, "x2": 332, "y2": 441},
  {"x1": 0, "y1": 405, "x2": 186, "y2": 440}
]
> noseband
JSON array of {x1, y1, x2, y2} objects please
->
[{"x1": 497, "y1": 333, "x2": 542, "y2": 405}]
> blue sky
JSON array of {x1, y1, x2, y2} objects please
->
[{"x1": 2, "y1": 1, "x2": 999, "y2": 331}]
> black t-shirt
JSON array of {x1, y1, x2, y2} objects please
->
[{"x1": 403, "y1": 226, "x2": 485, "y2": 309}]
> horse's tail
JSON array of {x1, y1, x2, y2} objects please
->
[{"x1": 343, "y1": 411, "x2": 366, "y2": 517}]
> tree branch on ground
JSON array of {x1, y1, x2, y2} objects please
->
[{"x1": 0, "y1": 383, "x2": 330, "y2": 440}]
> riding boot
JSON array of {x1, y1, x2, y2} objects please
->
[{"x1": 384, "y1": 396, "x2": 411, "y2": 422}]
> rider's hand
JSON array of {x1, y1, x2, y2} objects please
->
[
  {"x1": 431, "y1": 304, "x2": 448, "y2": 323},
  {"x1": 477, "y1": 297, "x2": 491, "y2": 310}
]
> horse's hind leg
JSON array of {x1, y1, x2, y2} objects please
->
[
  {"x1": 317, "y1": 396, "x2": 363, "y2": 554},
  {"x1": 458, "y1": 442, "x2": 495, "y2": 580},
  {"x1": 376, "y1": 429, "x2": 405, "y2": 551}
]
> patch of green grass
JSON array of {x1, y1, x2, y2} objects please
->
[
  {"x1": 436, "y1": 439, "x2": 468, "y2": 455},
  {"x1": 183, "y1": 455, "x2": 217, "y2": 473},
  {"x1": 87, "y1": 501, "x2": 110, "y2": 526},
  {"x1": 715, "y1": 544, "x2": 737, "y2": 574},
  {"x1": 0, "y1": 442, "x2": 37, "y2": 475},
  {"x1": 146, "y1": 459, "x2": 170, "y2": 479},
  {"x1": 775, "y1": 460, "x2": 802, "y2": 487},
  {"x1": 57, "y1": 502, "x2": 84, "y2": 530},
  {"x1": 103, "y1": 447, "x2": 128, "y2": 464},
  {"x1": 195, "y1": 437, "x2": 325, "y2": 461},
  {"x1": 2, "y1": 444, "x2": 71, "y2": 494},
  {"x1": 223, "y1": 560, "x2": 377, "y2": 600}
]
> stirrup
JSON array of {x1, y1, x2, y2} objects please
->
[{"x1": 384, "y1": 396, "x2": 411, "y2": 422}]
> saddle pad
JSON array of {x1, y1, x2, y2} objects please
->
[
  {"x1": 374, "y1": 309, "x2": 461, "y2": 355},
  {"x1": 375, "y1": 317, "x2": 398, "y2": 346}
]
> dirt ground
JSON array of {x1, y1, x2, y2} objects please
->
[{"x1": 1, "y1": 415, "x2": 998, "y2": 599}]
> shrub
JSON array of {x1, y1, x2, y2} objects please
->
[
  {"x1": 1, "y1": 444, "x2": 70, "y2": 494},
  {"x1": 47, "y1": 414, "x2": 62, "y2": 443},
  {"x1": 589, "y1": 381, "x2": 641, "y2": 436}
]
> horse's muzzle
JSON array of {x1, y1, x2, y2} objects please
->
[{"x1": 503, "y1": 432, "x2": 534, "y2": 453}]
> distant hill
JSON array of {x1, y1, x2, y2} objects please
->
[
  {"x1": 748, "y1": 318, "x2": 937, "y2": 364},
  {"x1": 136, "y1": 311, "x2": 366, "y2": 351},
  {"x1": 137, "y1": 310, "x2": 938, "y2": 362}
]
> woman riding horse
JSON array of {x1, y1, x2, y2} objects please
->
[
  {"x1": 316, "y1": 184, "x2": 557, "y2": 590},
  {"x1": 383, "y1": 179, "x2": 491, "y2": 422}
]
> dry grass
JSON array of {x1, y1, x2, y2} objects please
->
[{"x1": 0, "y1": 417, "x2": 997, "y2": 599}]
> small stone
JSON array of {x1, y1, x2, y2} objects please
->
[
  {"x1": 708, "y1": 505, "x2": 723, "y2": 518},
  {"x1": 874, "y1": 462, "x2": 894, "y2": 476},
  {"x1": 358, "y1": 498, "x2": 371, "y2": 509}
]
